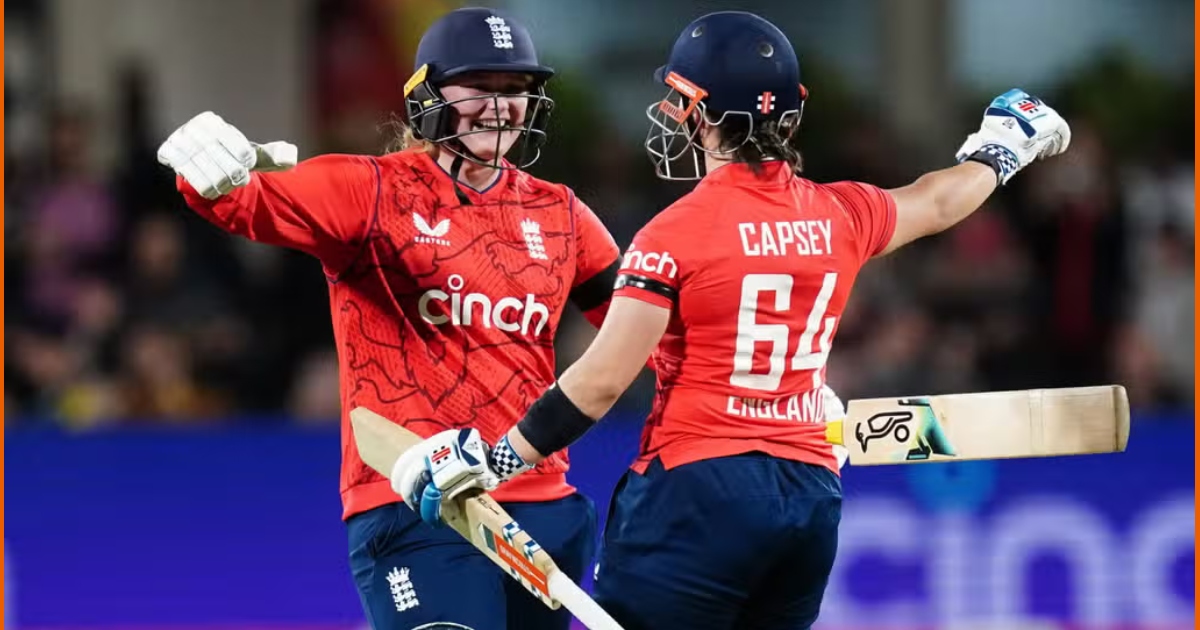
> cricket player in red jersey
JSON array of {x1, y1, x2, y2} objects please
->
[
  {"x1": 405, "y1": 10, "x2": 1072, "y2": 630},
  {"x1": 156, "y1": 8, "x2": 621, "y2": 630}
]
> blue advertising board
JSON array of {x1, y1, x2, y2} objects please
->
[{"x1": 5, "y1": 412, "x2": 1194, "y2": 629}]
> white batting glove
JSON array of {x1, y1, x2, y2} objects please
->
[
  {"x1": 822, "y1": 385, "x2": 850, "y2": 470},
  {"x1": 156, "y1": 111, "x2": 297, "y2": 199},
  {"x1": 955, "y1": 89, "x2": 1071, "y2": 185},
  {"x1": 390, "y1": 428, "x2": 502, "y2": 526}
]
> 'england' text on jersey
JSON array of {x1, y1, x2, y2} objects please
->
[
  {"x1": 738, "y1": 220, "x2": 832, "y2": 257},
  {"x1": 725, "y1": 388, "x2": 826, "y2": 424}
]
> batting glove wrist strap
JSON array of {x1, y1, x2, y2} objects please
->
[
  {"x1": 964, "y1": 144, "x2": 1020, "y2": 186},
  {"x1": 488, "y1": 435, "x2": 534, "y2": 482},
  {"x1": 516, "y1": 383, "x2": 597, "y2": 458}
]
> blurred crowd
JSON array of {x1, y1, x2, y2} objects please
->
[{"x1": 4, "y1": 16, "x2": 1193, "y2": 428}]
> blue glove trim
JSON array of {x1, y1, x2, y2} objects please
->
[
  {"x1": 984, "y1": 106, "x2": 1036, "y2": 138},
  {"x1": 420, "y1": 483, "x2": 444, "y2": 527},
  {"x1": 455, "y1": 430, "x2": 481, "y2": 467}
]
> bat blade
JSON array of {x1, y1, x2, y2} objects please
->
[
  {"x1": 824, "y1": 385, "x2": 1130, "y2": 465},
  {"x1": 349, "y1": 407, "x2": 425, "y2": 476},
  {"x1": 348, "y1": 407, "x2": 625, "y2": 630}
]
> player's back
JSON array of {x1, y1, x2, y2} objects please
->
[{"x1": 615, "y1": 160, "x2": 896, "y2": 475}]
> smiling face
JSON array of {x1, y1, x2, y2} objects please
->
[{"x1": 438, "y1": 72, "x2": 536, "y2": 162}]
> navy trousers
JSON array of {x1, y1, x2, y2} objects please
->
[
  {"x1": 593, "y1": 453, "x2": 842, "y2": 630},
  {"x1": 347, "y1": 493, "x2": 596, "y2": 630}
]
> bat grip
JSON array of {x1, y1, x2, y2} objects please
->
[
  {"x1": 547, "y1": 570, "x2": 626, "y2": 630},
  {"x1": 824, "y1": 419, "x2": 844, "y2": 445}
]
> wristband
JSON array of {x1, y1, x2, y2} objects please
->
[
  {"x1": 488, "y1": 434, "x2": 534, "y2": 481},
  {"x1": 965, "y1": 144, "x2": 1020, "y2": 185},
  {"x1": 516, "y1": 384, "x2": 596, "y2": 458}
]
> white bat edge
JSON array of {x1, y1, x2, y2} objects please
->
[{"x1": 547, "y1": 570, "x2": 625, "y2": 630}]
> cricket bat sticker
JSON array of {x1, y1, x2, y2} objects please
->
[{"x1": 854, "y1": 397, "x2": 956, "y2": 462}]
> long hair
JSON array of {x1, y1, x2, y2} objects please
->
[
  {"x1": 381, "y1": 113, "x2": 434, "y2": 155},
  {"x1": 714, "y1": 115, "x2": 803, "y2": 177}
]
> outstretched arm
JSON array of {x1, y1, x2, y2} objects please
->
[
  {"x1": 879, "y1": 89, "x2": 1071, "y2": 256},
  {"x1": 879, "y1": 160, "x2": 998, "y2": 255},
  {"x1": 160, "y1": 111, "x2": 377, "y2": 274}
]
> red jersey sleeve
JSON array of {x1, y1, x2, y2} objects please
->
[
  {"x1": 176, "y1": 153, "x2": 379, "y2": 275},
  {"x1": 613, "y1": 220, "x2": 680, "y2": 311},
  {"x1": 568, "y1": 193, "x2": 621, "y2": 327},
  {"x1": 825, "y1": 181, "x2": 898, "y2": 264}
]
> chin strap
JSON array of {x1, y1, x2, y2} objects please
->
[{"x1": 448, "y1": 153, "x2": 473, "y2": 206}]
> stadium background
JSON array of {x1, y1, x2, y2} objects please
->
[{"x1": 4, "y1": 0, "x2": 1194, "y2": 628}]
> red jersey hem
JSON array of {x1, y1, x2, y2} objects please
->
[
  {"x1": 631, "y1": 439, "x2": 840, "y2": 477},
  {"x1": 341, "y1": 473, "x2": 576, "y2": 521}
]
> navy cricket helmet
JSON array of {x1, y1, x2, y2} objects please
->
[
  {"x1": 404, "y1": 7, "x2": 556, "y2": 169},
  {"x1": 646, "y1": 11, "x2": 808, "y2": 180}
]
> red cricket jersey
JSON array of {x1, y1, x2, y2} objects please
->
[
  {"x1": 176, "y1": 150, "x2": 619, "y2": 519},
  {"x1": 613, "y1": 161, "x2": 896, "y2": 476}
]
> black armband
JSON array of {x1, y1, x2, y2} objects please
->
[
  {"x1": 516, "y1": 384, "x2": 597, "y2": 458},
  {"x1": 614, "y1": 273, "x2": 678, "y2": 302},
  {"x1": 570, "y1": 259, "x2": 619, "y2": 313}
]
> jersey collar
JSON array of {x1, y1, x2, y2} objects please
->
[
  {"x1": 700, "y1": 159, "x2": 792, "y2": 189},
  {"x1": 420, "y1": 151, "x2": 514, "y2": 202}
]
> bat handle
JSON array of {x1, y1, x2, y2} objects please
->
[
  {"x1": 824, "y1": 419, "x2": 844, "y2": 445},
  {"x1": 547, "y1": 570, "x2": 626, "y2": 630}
]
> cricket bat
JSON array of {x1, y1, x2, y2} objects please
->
[
  {"x1": 349, "y1": 407, "x2": 625, "y2": 630},
  {"x1": 824, "y1": 385, "x2": 1130, "y2": 465}
]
